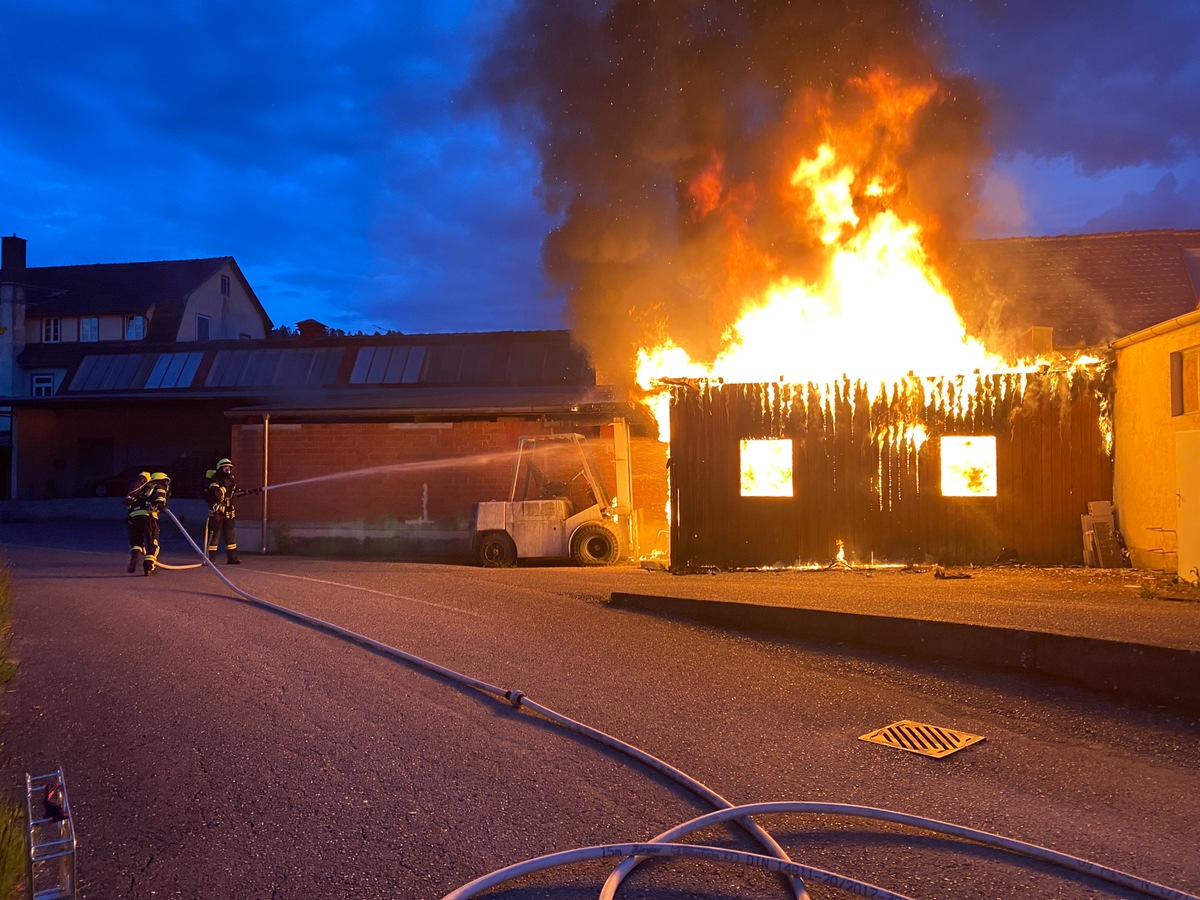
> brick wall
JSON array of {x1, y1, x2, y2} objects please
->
[
  {"x1": 233, "y1": 420, "x2": 539, "y2": 526},
  {"x1": 229, "y1": 419, "x2": 671, "y2": 560}
]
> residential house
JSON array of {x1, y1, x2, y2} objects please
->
[{"x1": 0, "y1": 234, "x2": 272, "y2": 497}]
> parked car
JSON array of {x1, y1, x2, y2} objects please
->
[{"x1": 89, "y1": 466, "x2": 169, "y2": 498}]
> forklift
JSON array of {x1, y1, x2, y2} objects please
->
[{"x1": 472, "y1": 423, "x2": 634, "y2": 567}]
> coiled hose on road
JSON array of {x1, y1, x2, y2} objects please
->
[
  {"x1": 161, "y1": 510, "x2": 1199, "y2": 900},
  {"x1": 143, "y1": 518, "x2": 210, "y2": 570}
]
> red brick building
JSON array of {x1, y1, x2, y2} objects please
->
[{"x1": 6, "y1": 322, "x2": 668, "y2": 560}]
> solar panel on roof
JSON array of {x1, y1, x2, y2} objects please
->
[
  {"x1": 68, "y1": 356, "x2": 100, "y2": 391},
  {"x1": 402, "y1": 345, "x2": 425, "y2": 382},
  {"x1": 206, "y1": 347, "x2": 343, "y2": 387},
  {"x1": 68, "y1": 354, "x2": 159, "y2": 391},
  {"x1": 423, "y1": 345, "x2": 464, "y2": 382},
  {"x1": 382, "y1": 346, "x2": 410, "y2": 382},
  {"x1": 206, "y1": 350, "x2": 249, "y2": 387},
  {"x1": 350, "y1": 346, "x2": 423, "y2": 384},
  {"x1": 145, "y1": 352, "x2": 202, "y2": 389},
  {"x1": 457, "y1": 343, "x2": 498, "y2": 382},
  {"x1": 314, "y1": 348, "x2": 343, "y2": 383},
  {"x1": 103, "y1": 355, "x2": 142, "y2": 390}
]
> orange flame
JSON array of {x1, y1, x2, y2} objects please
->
[{"x1": 636, "y1": 70, "x2": 1104, "y2": 443}]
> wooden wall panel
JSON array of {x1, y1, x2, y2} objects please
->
[{"x1": 669, "y1": 371, "x2": 1113, "y2": 569}]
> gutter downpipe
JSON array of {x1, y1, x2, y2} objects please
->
[{"x1": 261, "y1": 413, "x2": 269, "y2": 555}]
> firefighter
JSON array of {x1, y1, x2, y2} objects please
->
[
  {"x1": 126, "y1": 471, "x2": 170, "y2": 576},
  {"x1": 204, "y1": 457, "x2": 250, "y2": 564}
]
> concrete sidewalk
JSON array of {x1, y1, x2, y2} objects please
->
[{"x1": 608, "y1": 565, "x2": 1200, "y2": 713}]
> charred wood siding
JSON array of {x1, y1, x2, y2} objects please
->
[{"x1": 668, "y1": 372, "x2": 1113, "y2": 569}]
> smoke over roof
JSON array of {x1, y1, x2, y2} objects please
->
[{"x1": 473, "y1": 0, "x2": 990, "y2": 386}]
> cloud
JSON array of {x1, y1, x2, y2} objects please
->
[
  {"x1": 6, "y1": 0, "x2": 1200, "y2": 343},
  {"x1": 1082, "y1": 172, "x2": 1200, "y2": 233},
  {"x1": 933, "y1": 0, "x2": 1200, "y2": 173},
  {"x1": 0, "y1": 0, "x2": 557, "y2": 334}
]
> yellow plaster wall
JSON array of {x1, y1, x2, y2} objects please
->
[{"x1": 1113, "y1": 321, "x2": 1200, "y2": 572}]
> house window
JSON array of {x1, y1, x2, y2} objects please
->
[
  {"x1": 80, "y1": 317, "x2": 99, "y2": 342},
  {"x1": 42, "y1": 318, "x2": 61, "y2": 343},
  {"x1": 125, "y1": 315, "x2": 145, "y2": 340},
  {"x1": 739, "y1": 439, "x2": 794, "y2": 497},
  {"x1": 940, "y1": 436, "x2": 998, "y2": 497},
  {"x1": 220, "y1": 274, "x2": 230, "y2": 296},
  {"x1": 31, "y1": 373, "x2": 55, "y2": 397},
  {"x1": 196, "y1": 314, "x2": 211, "y2": 341},
  {"x1": 1172, "y1": 346, "x2": 1200, "y2": 416}
]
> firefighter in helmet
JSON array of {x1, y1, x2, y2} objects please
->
[
  {"x1": 126, "y1": 471, "x2": 170, "y2": 576},
  {"x1": 204, "y1": 457, "x2": 244, "y2": 564}
]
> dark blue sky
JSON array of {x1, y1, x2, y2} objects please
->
[{"x1": 2, "y1": 1, "x2": 1198, "y2": 336}]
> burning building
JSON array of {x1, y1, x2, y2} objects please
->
[
  {"x1": 478, "y1": 1, "x2": 1120, "y2": 569},
  {"x1": 666, "y1": 371, "x2": 1112, "y2": 568}
]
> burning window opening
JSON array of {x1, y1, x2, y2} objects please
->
[
  {"x1": 739, "y1": 439, "x2": 794, "y2": 497},
  {"x1": 939, "y1": 436, "x2": 997, "y2": 497}
]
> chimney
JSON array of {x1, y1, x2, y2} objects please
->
[
  {"x1": 1, "y1": 234, "x2": 29, "y2": 399},
  {"x1": 1, "y1": 235, "x2": 27, "y2": 274},
  {"x1": 296, "y1": 318, "x2": 330, "y2": 340}
]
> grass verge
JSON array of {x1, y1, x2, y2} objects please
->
[{"x1": 0, "y1": 560, "x2": 26, "y2": 897}]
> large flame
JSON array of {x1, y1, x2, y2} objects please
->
[{"x1": 635, "y1": 71, "x2": 1096, "y2": 443}]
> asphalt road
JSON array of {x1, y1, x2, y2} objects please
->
[{"x1": 1, "y1": 523, "x2": 1197, "y2": 899}]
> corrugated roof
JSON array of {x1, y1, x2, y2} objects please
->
[{"x1": 951, "y1": 229, "x2": 1200, "y2": 348}]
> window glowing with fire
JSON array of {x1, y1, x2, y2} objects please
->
[
  {"x1": 940, "y1": 436, "x2": 997, "y2": 497},
  {"x1": 740, "y1": 439, "x2": 793, "y2": 497}
]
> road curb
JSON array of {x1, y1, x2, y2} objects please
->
[{"x1": 609, "y1": 593, "x2": 1200, "y2": 713}]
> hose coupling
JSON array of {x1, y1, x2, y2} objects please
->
[{"x1": 504, "y1": 689, "x2": 525, "y2": 708}]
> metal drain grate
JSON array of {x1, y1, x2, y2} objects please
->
[{"x1": 859, "y1": 720, "x2": 985, "y2": 758}]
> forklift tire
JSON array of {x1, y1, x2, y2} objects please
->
[
  {"x1": 477, "y1": 531, "x2": 517, "y2": 568},
  {"x1": 571, "y1": 523, "x2": 621, "y2": 566}
]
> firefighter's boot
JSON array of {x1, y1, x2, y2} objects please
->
[
  {"x1": 207, "y1": 550, "x2": 217, "y2": 563},
  {"x1": 128, "y1": 549, "x2": 144, "y2": 574},
  {"x1": 143, "y1": 557, "x2": 156, "y2": 576},
  {"x1": 226, "y1": 552, "x2": 241, "y2": 565}
]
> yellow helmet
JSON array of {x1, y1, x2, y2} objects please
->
[
  {"x1": 150, "y1": 471, "x2": 170, "y2": 486},
  {"x1": 127, "y1": 472, "x2": 152, "y2": 494}
]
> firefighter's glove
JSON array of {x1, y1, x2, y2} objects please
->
[{"x1": 209, "y1": 507, "x2": 225, "y2": 521}]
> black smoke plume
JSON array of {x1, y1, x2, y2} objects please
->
[{"x1": 473, "y1": 0, "x2": 989, "y2": 387}]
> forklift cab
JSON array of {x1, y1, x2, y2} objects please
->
[{"x1": 472, "y1": 433, "x2": 625, "y2": 567}]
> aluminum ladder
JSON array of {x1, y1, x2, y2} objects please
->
[{"x1": 25, "y1": 769, "x2": 75, "y2": 900}]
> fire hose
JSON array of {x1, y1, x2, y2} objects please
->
[
  {"x1": 158, "y1": 508, "x2": 1199, "y2": 900},
  {"x1": 147, "y1": 518, "x2": 210, "y2": 570}
]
